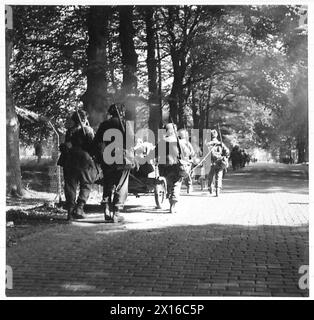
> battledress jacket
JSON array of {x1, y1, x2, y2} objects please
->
[{"x1": 58, "y1": 125, "x2": 95, "y2": 171}]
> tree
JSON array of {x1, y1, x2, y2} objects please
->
[
  {"x1": 11, "y1": 6, "x2": 88, "y2": 142},
  {"x1": 286, "y1": 22, "x2": 308, "y2": 162},
  {"x1": 6, "y1": 6, "x2": 23, "y2": 196},
  {"x1": 118, "y1": 6, "x2": 138, "y2": 122},
  {"x1": 143, "y1": 7, "x2": 160, "y2": 141},
  {"x1": 81, "y1": 6, "x2": 111, "y2": 128},
  {"x1": 159, "y1": 6, "x2": 224, "y2": 127},
  {"x1": 9, "y1": 4, "x2": 307, "y2": 167},
  {"x1": 180, "y1": 5, "x2": 306, "y2": 155}
]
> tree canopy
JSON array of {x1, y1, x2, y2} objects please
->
[{"x1": 9, "y1": 4, "x2": 308, "y2": 157}]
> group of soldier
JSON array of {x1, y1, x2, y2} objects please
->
[
  {"x1": 229, "y1": 145, "x2": 251, "y2": 171},
  {"x1": 58, "y1": 104, "x2": 129, "y2": 222},
  {"x1": 58, "y1": 104, "x2": 237, "y2": 222}
]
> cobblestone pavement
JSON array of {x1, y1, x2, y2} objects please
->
[{"x1": 6, "y1": 163, "x2": 309, "y2": 297}]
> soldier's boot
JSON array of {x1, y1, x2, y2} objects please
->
[
  {"x1": 67, "y1": 206, "x2": 75, "y2": 221},
  {"x1": 208, "y1": 185, "x2": 213, "y2": 194},
  {"x1": 200, "y1": 178, "x2": 205, "y2": 191},
  {"x1": 112, "y1": 205, "x2": 121, "y2": 223},
  {"x1": 103, "y1": 202, "x2": 112, "y2": 222},
  {"x1": 73, "y1": 202, "x2": 87, "y2": 219},
  {"x1": 215, "y1": 187, "x2": 221, "y2": 197},
  {"x1": 170, "y1": 201, "x2": 177, "y2": 214}
]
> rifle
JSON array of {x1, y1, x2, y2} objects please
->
[
  {"x1": 168, "y1": 116, "x2": 182, "y2": 160},
  {"x1": 76, "y1": 108, "x2": 86, "y2": 135},
  {"x1": 113, "y1": 104, "x2": 125, "y2": 134},
  {"x1": 217, "y1": 123, "x2": 222, "y2": 145},
  {"x1": 110, "y1": 104, "x2": 130, "y2": 196},
  {"x1": 216, "y1": 123, "x2": 229, "y2": 170},
  {"x1": 75, "y1": 108, "x2": 101, "y2": 177},
  {"x1": 168, "y1": 116, "x2": 191, "y2": 178}
]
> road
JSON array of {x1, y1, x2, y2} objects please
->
[{"x1": 6, "y1": 162, "x2": 309, "y2": 297}]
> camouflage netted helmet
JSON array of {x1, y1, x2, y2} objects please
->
[
  {"x1": 108, "y1": 104, "x2": 118, "y2": 116},
  {"x1": 71, "y1": 110, "x2": 87, "y2": 125},
  {"x1": 165, "y1": 123, "x2": 177, "y2": 131},
  {"x1": 211, "y1": 129, "x2": 218, "y2": 139},
  {"x1": 108, "y1": 103, "x2": 125, "y2": 117}
]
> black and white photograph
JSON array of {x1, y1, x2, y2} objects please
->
[{"x1": 3, "y1": 1, "x2": 310, "y2": 300}]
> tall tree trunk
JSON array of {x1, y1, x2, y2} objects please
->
[
  {"x1": 118, "y1": 6, "x2": 138, "y2": 122},
  {"x1": 297, "y1": 135, "x2": 307, "y2": 163},
  {"x1": 168, "y1": 52, "x2": 180, "y2": 124},
  {"x1": 191, "y1": 87, "x2": 200, "y2": 129},
  {"x1": 156, "y1": 23, "x2": 162, "y2": 118},
  {"x1": 144, "y1": 7, "x2": 160, "y2": 142},
  {"x1": 108, "y1": 23, "x2": 118, "y2": 94},
  {"x1": 81, "y1": 6, "x2": 110, "y2": 128},
  {"x1": 205, "y1": 82, "x2": 213, "y2": 129},
  {"x1": 177, "y1": 79, "x2": 185, "y2": 128},
  {"x1": 169, "y1": 50, "x2": 186, "y2": 128},
  {"x1": 6, "y1": 26, "x2": 24, "y2": 196},
  {"x1": 169, "y1": 84, "x2": 178, "y2": 124}
]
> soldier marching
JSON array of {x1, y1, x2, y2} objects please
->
[{"x1": 57, "y1": 103, "x2": 253, "y2": 220}]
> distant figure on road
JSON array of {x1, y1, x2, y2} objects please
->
[
  {"x1": 58, "y1": 110, "x2": 97, "y2": 220},
  {"x1": 230, "y1": 145, "x2": 241, "y2": 171},
  {"x1": 34, "y1": 139, "x2": 43, "y2": 164},
  {"x1": 206, "y1": 129, "x2": 230, "y2": 197}
]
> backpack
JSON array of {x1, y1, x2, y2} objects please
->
[{"x1": 211, "y1": 144, "x2": 229, "y2": 170}]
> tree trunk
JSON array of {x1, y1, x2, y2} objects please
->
[
  {"x1": 118, "y1": 6, "x2": 138, "y2": 122},
  {"x1": 191, "y1": 88, "x2": 200, "y2": 129},
  {"x1": 297, "y1": 135, "x2": 307, "y2": 163},
  {"x1": 144, "y1": 7, "x2": 160, "y2": 142},
  {"x1": 6, "y1": 28, "x2": 24, "y2": 196},
  {"x1": 205, "y1": 82, "x2": 213, "y2": 129},
  {"x1": 81, "y1": 6, "x2": 110, "y2": 128},
  {"x1": 168, "y1": 51, "x2": 180, "y2": 124},
  {"x1": 169, "y1": 50, "x2": 186, "y2": 128},
  {"x1": 156, "y1": 23, "x2": 163, "y2": 119},
  {"x1": 108, "y1": 24, "x2": 118, "y2": 94},
  {"x1": 169, "y1": 83, "x2": 178, "y2": 124}
]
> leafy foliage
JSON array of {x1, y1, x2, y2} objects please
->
[
  {"x1": 11, "y1": 5, "x2": 88, "y2": 143},
  {"x1": 9, "y1": 4, "x2": 307, "y2": 161}
]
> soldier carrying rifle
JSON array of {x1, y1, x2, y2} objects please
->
[
  {"x1": 58, "y1": 109, "x2": 97, "y2": 220},
  {"x1": 206, "y1": 126, "x2": 230, "y2": 197},
  {"x1": 92, "y1": 104, "x2": 132, "y2": 222},
  {"x1": 157, "y1": 123, "x2": 193, "y2": 213}
]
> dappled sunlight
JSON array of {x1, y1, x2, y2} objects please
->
[
  {"x1": 115, "y1": 189, "x2": 308, "y2": 230},
  {"x1": 7, "y1": 221, "x2": 308, "y2": 297},
  {"x1": 8, "y1": 162, "x2": 310, "y2": 297},
  {"x1": 61, "y1": 282, "x2": 96, "y2": 292},
  {"x1": 65, "y1": 163, "x2": 309, "y2": 232},
  {"x1": 96, "y1": 229, "x2": 127, "y2": 234}
]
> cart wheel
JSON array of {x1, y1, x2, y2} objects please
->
[{"x1": 154, "y1": 179, "x2": 167, "y2": 209}]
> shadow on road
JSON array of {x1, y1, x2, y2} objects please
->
[
  {"x1": 6, "y1": 222, "x2": 309, "y2": 297},
  {"x1": 220, "y1": 163, "x2": 308, "y2": 195}
]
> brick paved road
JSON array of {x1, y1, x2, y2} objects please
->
[{"x1": 6, "y1": 163, "x2": 309, "y2": 297}]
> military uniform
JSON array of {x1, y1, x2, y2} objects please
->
[
  {"x1": 207, "y1": 130, "x2": 230, "y2": 197},
  {"x1": 179, "y1": 134, "x2": 195, "y2": 194},
  {"x1": 58, "y1": 112, "x2": 97, "y2": 220},
  {"x1": 158, "y1": 124, "x2": 192, "y2": 213},
  {"x1": 230, "y1": 146, "x2": 241, "y2": 171},
  {"x1": 240, "y1": 149, "x2": 247, "y2": 168},
  {"x1": 93, "y1": 105, "x2": 131, "y2": 222}
]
